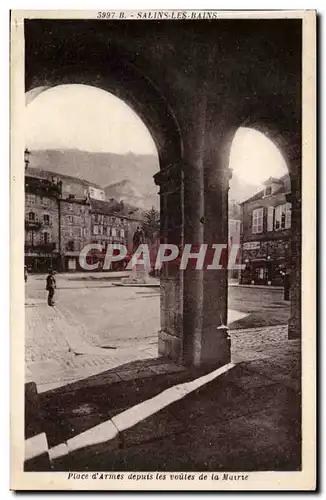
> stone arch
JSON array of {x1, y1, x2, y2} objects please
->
[
  {"x1": 238, "y1": 116, "x2": 300, "y2": 184},
  {"x1": 226, "y1": 115, "x2": 301, "y2": 341},
  {"x1": 25, "y1": 46, "x2": 187, "y2": 362},
  {"x1": 25, "y1": 48, "x2": 183, "y2": 170}
]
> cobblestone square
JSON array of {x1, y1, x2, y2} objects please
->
[{"x1": 26, "y1": 273, "x2": 291, "y2": 390}]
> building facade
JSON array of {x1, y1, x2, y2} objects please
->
[
  {"x1": 89, "y1": 199, "x2": 143, "y2": 271},
  {"x1": 59, "y1": 198, "x2": 92, "y2": 271},
  {"x1": 25, "y1": 176, "x2": 62, "y2": 272},
  {"x1": 240, "y1": 175, "x2": 292, "y2": 286},
  {"x1": 25, "y1": 172, "x2": 145, "y2": 273}
]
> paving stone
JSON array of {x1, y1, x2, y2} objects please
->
[
  {"x1": 67, "y1": 437, "x2": 193, "y2": 472},
  {"x1": 26, "y1": 276, "x2": 301, "y2": 472},
  {"x1": 149, "y1": 363, "x2": 187, "y2": 375},
  {"x1": 116, "y1": 368, "x2": 159, "y2": 381},
  {"x1": 118, "y1": 408, "x2": 184, "y2": 447},
  {"x1": 231, "y1": 373, "x2": 276, "y2": 390}
]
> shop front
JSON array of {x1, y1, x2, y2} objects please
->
[
  {"x1": 25, "y1": 246, "x2": 60, "y2": 273},
  {"x1": 240, "y1": 240, "x2": 288, "y2": 286}
]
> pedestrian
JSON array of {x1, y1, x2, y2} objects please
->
[
  {"x1": 24, "y1": 265, "x2": 28, "y2": 283},
  {"x1": 283, "y1": 269, "x2": 291, "y2": 301},
  {"x1": 46, "y1": 268, "x2": 56, "y2": 307}
]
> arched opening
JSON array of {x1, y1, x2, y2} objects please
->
[
  {"x1": 227, "y1": 126, "x2": 292, "y2": 338},
  {"x1": 25, "y1": 83, "x2": 166, "y2": 368}
]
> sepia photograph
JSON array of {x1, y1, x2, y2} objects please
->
[{"x1": 10, "y1": 9, "x2": 316, "y2": 491}]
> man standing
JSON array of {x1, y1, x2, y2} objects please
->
[
  {"x1": 283, "y1": 269, "x2": 291, "y2": 301},
  {"x1": 46, "y1": 269, "x2": 56, "y2": 306}
]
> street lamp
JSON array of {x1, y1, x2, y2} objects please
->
[{"x1": 24, "y1": 148, "x2": 31, "y2": 170}]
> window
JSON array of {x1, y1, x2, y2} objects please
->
[
  {"x1": 43, "y1": 214, "x2": 50, "y2": 225},
  {"x1": 252, "y1": 208, "x2": 264, "y2": 234},
  {"x1": 41, "y1": 197, "x2": 50, "y2": 208},
  {"x1": 28, "y1": 211, "x2": 35, "y2": 222},
  {"x1": 275, "y1": 203, "x2": 291, "y2": 230},
  {"x1": 68, "y1": 228, "x2": 74, "y2": 238},
  {"x1": 265, "y1": 186, "x2": 272, "y2": 196},
  {"x1": 93, "y1": 225, "x2": 99, "y2": 235},
  {"x1": 267, "y1": 207, "x2": 274, "y2": 232},
  {"x1": 27, "y1": 194, "x2": 36, "y2": 205},
  {"x1": 66, "y1": 215, "x2": 73, "y2": 223},
  {"x1": 42, "y1": 231, "x2": 50, "y2": 244},
  {"x1": 120, "y1": 228, "x2": 125, "y2": 238},
  {"x1": 106, "y1": 227, "x2": 111, "y2": 236},
  {"x1": 67, "y1": 240, "x2": 74, "y2": 251},
  {"x1": 111, "y1": 227, "x2": 117, "y2": 237}
]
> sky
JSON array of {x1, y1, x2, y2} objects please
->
[
  {"x1": 26, "y1": 84, "x2": 288, "y2": 186},
  {"x1": 25, "y1": 84, "x2": 158, "y2": 156},
  {"x1": 229, "y1": 127, "x2": 288, "y2": 186}
]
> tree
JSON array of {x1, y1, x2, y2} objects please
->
[{"x1": 141, "y1": 207, "x2": 160, "y2": 243}]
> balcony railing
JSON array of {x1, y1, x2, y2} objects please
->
[
  {"x1": 25, "y1": 242, "x2": 56, "y2": 254},
  {"x1": 25, "y1": 219, "x2": 42, "y2": 230}
]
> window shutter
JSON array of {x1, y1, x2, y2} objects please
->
[
  {"x1": 267, "y1": 207, "x2": 274, "y2": 232},
  {"x1": 285, "y1": 203, "x2": 292, "y2": 229}
]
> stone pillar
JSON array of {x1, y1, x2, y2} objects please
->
[
  {"x1": 180, "y1": 94, "x2": 208, "y2": 367},
  {"x1": 181, "y1": 102, "x2": 233, "y2": 368},
  {"x1": 287, "y1": 150, "x2": 302, "y2": 340},
  {"x1": 154, "y1": 163, "x2": 184, "y2": 363},
  {"x1": 198, "y1": 118, "x2": 235, "y2": 367},
  {"x1": 154, "y1": 97, "x2": 233, "y2": 369}
]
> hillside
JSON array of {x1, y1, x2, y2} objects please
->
[{"x1": 28, "y1": 149, "x2": 259, "y2": 207}]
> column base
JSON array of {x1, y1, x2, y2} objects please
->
[
  {"x1": 199, "y1": 325, "x2": 231, "y2": 368},
  {"x1": 158, "y1": 330, "x2": 182, "y2": 364}
]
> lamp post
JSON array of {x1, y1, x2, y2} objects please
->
[{"x1": 24, "y1": 148, "x2": 31, "y2": 170}]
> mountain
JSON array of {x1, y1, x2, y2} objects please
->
[
  {"x1": 28, "y1": 149, "x2": 160, "y2": 209},
  {"x1": 28, "y1": 148, "x2": 259, "y2": 207},
  {"x1": 104, "y1": 179, "x2": 144, "y2": 200}
]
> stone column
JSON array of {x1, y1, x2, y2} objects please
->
[
  {"x1": 287, "y1": 147, "x2": 302, "y2": 340},
  {"x1": 154, "y1": 163, "x2": 184, "y2": 363},
  {"x1": 197, "y1": 117, "x2": 235, "y2": 367},
  {"x1": 154, "y1": 86, "x2": 234, "y2": 369}
]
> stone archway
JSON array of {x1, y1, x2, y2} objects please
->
[
  {"x1": 25, "y1": 18, "x2": 302, "y2": 367},
  {"x1": 225, "y1": 120, "x2": 301, "y2": 341},
  {"x1": 25, "y1": 44, "x2": 187, "y2": 366},
  {"x1": 236, "y1": 118, "x2": 301, "y2": 341}
]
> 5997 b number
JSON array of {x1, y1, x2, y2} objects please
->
[{"x1": 97, "y1": 12, "x2": 116, "y2": 19}]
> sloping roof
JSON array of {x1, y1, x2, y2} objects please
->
[
  {"x1": 25, "y1": 175, "x2": 61, "y2": 196},
  {"x1": 26, "y1": 167, "x2": 102, "y2": 188},
  {"x1": 90, "y1": 199, "x2": 123, "y2": 215},
  {"x1": 90, "y1": 199, "x2": 143, "y2": 219},
  {"x1": 240, "y1": 174, "x2": 291, "y2": 205},
  {"x1": 263, "y1": 176, "x2": 284, "y2": 185}
]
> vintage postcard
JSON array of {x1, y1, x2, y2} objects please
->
[{"x1": 10, "y1": 9, "x2": 316, "y2": 491}]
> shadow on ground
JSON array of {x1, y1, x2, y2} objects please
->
[{"x1": 26, "y1": 347, "x2": 301, "y2": 473}]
